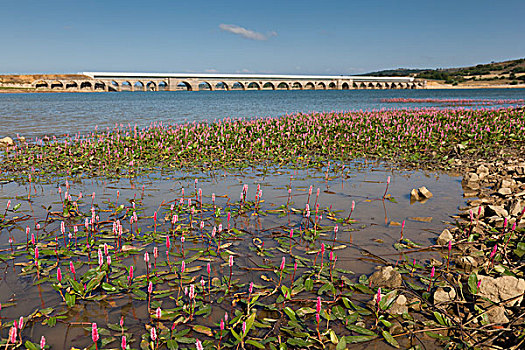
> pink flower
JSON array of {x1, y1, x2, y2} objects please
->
[
  {"x1": 70, "y1": 261, "x2": 75, "y2": 275},
  {"x1": 144, "y1": 252, "x2": 150, "y2": 263},
  {"x1": 153, "y1": 247, "x2": 158, "y2": 259},
  {"x1": 40, "y1": 336, "x2": 46, "y2": 349},
  {"x1": 220, "y1": 318, "x2": 225, "y2": 331},
  {"x1": 242, "y1": 321, "x2": 246, "y2": 334},
  {"x1": 9, "y1": 326, "x2": 16, "y2": 344},
  {"x1": 249, "y1": 282, "x2": 254, "y2": 294},
  {"x1": 490, "y1": 244, "x2": 497, "y2": 259},
  {"x1": 35, "y1": 247, "x2": 39, "y2": 261},
  {"x1": 120, "y1": 316, "x2": 124, "y2": 328},
  {"x1": 104, "y1": 243, "x2": 108, "y2": 256},
  {"x1": 181, "y1": 261, "x2": 186, "y2": 274},
  {"x1": 207, "y1": 262, "x2": 211, "y2": 275},
  {"x1": 156, "y1": 307, "x2": 162, "y2": 319},
  {"x1": 121, "y1": 335, "x2": 126, "y2": 350},
  {"x1": 195, "y1": 339, "x2": 204, "y2": 350},
  {"x1": 377, "y1": 287, "x2": 382, "y2": 305},
  {"x1": 166, "y1": 236, "x2": 171, "y2": 250},
  {"x1": 98, "y1": 249, "x2": 103, "y2": 267},
  {"x1": 289, "y1": 228, "x2": 293, "y2": 238},
  {"x1": 18, "y1": 316, "x2": 23, "y2": 329},
  {"x1": 148, "y1": 281, "x2": 153, "y2": 294},
  {"x1": 229, "y1": 255, "x2": 234, "y2": 267},
  {"x1": 316, "y1": 296, "x2": 321, "y2": 314},
  {"x1": 92, "y1": 323, "x2": 99, "y2": 343},
  {"x1": 280, "y1": 256, "x2": 285, "y2": 271},
  {"x1": 150, "y1": 327, "x2": 157, "y2": 341},
  {"x1": 57, "y1": 267, "x2": 62, "y2": 283},
  {"x1": 431, "y1": 266, "x2": 435, "y2": 278},
  {"x1": 128, "y1": 266, "x2": 134, "y2": 283}
]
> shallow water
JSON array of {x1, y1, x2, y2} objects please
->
[
  {"x1": 1, "y1": 88, "x2": 524, "y2": 139},
  {"x1": 0, "y1": 161, "x2": 463, "y2": 348}
]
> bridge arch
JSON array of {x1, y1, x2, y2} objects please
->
[
  {"x1": 262, "y1": 82, "x2": 275, "y2": 90},
  {"x1": 133, "y1": 81, "x2": 145, "y2": 91},
  {"x1": 277, "y1": 82, "x2": 290, "y2": 90},
  {"x1": 292, "y1": 82, "x2": 303, "y2": 90},
  {"x1": 146, "y1": 81, "x2": 157, "y2": 91},
  {"x1": 304, "y1": 82, "x2": 315, "y2": 90},
  {"x1": 108, "y1": 81, "x2": 119, "y2": 91},
  {"x1": 317, "y1": 82, "x2": 326, "y2": 90},
  {"x1": 231, "y1": 82, "x2": 245, "y2": 90},
  {"x1": 177, "y1": 81, "x2": 192, "y2": 91},
  {"x1": 94, "y1": 81, "x2": 105, "y2": 91},
  {"x1": 50, "y1": 81, "x2": 64, "y2": 89},
  {"x1": 215, "y1": 82, "x2": 229, "y2": 90},
  {"x1": 34, "y1": 81, "x2": 48, "y2": 89},
  {"x1": 158, "y1": 81, "x2": 168, "y2": 91},
  {"x1": 120, "y1": 81, "x2": 132, "y2": 91},
  {"x1": 247, "y1": 82, "x2": 261, "y2": 90},
  {"x1": 65, "y1": 81, "x2": 78, "y2": 90},
  {"x1": 341, "y1": 82, "x2": 349, "y2": 90},
  {"x1": 198, "y1": 82, "x2": 212, "y2": 91},
  {"x1": 80, "y1": 81, "x2": 93, "y2": 90},
  {"x1": 329, "y1": 82, "x2": 337, "y2": 90}
]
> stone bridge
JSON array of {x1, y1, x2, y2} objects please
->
[{"x1": 32, "y1": 72, "x2": 426, "y2": 91}]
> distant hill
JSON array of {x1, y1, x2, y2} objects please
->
[{"x1": 363, "y1": 58, "x2": 525, "y2": 86}]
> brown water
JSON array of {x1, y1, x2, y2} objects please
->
[{"x1": 0, "y1": 160, "x2": 463, "y2": 348}]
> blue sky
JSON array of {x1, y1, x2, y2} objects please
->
[{"x1": 1, "y1": 0, "x2": 524, "y2": 74}]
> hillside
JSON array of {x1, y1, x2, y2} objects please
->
[
  {"x1": 0, "y1": 74, "x2": 89, "y2": 84},
  {"x1": 363, "y1": 58, "x2": 525, "y2": 86}
]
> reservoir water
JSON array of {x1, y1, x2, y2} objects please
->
[{"x1": 0, "y1": 88, "x2": 524, "y2": 139}]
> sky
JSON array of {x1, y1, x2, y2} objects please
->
[{"x1": 1, "y1": 0, "x2": 524, "y2": 75}]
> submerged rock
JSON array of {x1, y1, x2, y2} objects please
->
[
  {"x1": 418, "y1": 186, "x2": 433, "y2": 199},
  {"x1": 369, "y1": 266, "x2": 402, "y2": 288}
]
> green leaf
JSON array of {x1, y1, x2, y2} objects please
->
[
  {"x1": 283, "y1": 307, "x2": 297, "y2": 321},
  {"x1": 343, "y1": 335, "x2": 377, "y2": 343},
  {"x1": 346, "y1": 324, "x2": 376, "y2": 336},
  {"x1": 336, "y1": 336, "x2": 347, "y2": 350},
  {"x1": 192, "y1": 325, "x2": 213, "y2": 337},
  {"x1": 468, "y1": 274, "x2": 478, "y2": 294},
  {"x1": 246, "y1": 340, "x2": 266, "y2": 349},
  {"x1": 304, "y1": 278, "x2": 313, "y2": 291},
  {"x1": 65, "y1": 292, "x2": 76, "y2": 307},
  {"x1": 382, "y1": 330, "x2": 400, "y2": 348},
  {"x1": 433, "y1": 311, "x2": 452, "y2": 327},
  {"x1": 245, "y1": 312, "x2": 257, "y2": 335},
  {"x1": 24, "y1": 340, "x2": 39, "y2": 350}
]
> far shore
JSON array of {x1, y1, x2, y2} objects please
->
[{"x1": 1, "y1": 82, "x2": 525, "y2": 94}]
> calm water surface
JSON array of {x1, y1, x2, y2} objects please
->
[{"x1": 1, "y1": 88, "x2": 524, "y2": 139}]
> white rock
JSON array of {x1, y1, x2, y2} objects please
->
[
  {"x1": 478, "y1": 275, "x2": 525, "y2": 306},
  {"x1": 437, "y1": 229, "x2": 453, "y2": 246}
]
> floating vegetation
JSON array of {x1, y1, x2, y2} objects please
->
[{"x1": 1, "y1": 107, "x2": 524, "y2": 181}]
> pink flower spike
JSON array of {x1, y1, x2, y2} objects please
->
[
  {"x1": 40, "y1": 336, "x2": 46, "y2": 349},
  {"x1": 150, "y1": 327, "x2": 157, "y2": 341},
  {"x1": 280, "y1": 256, "x2": 286, "y2": 271},
  {"x1": 220, "y1": 318, "x2": 225, "y2": 331},
  {"x1": 229, "y1": 255, "x2": 234, "y2": 267},
  {"x1": 144, "y1": 252, "x2": 150, "y2": 263},
  {"x1": 289, "y1": 228, "x2": 293, "y2": 238},
  {"x1": 490, "y1": 244, "x2": 497, "y2": 259},
  {"x1": 448, "y1": 241, "x2": 452, "y2": 252},
  {"x1": 195, "y1": 339, "x2": 204, "y2": 350},
  {"x1": 92, "y1": 322, "x2": 99, "y2": 343},
  {"x1": 148, "y1": 281, "x2": 153, "y2": 294},
  {"x1": 431, "y1": 266, "x2": 435, "y2": 278},
  {"x1": 207, "y1": 262, "x2": 211, "y2": 275},
  {"x1": 70, "y1": 261, "x2": 75, "y2": 274},
  {"x1": 377, "y1": 287, "x2": 382, "y2": 305},
  {"x1": 249, "y1": 281, "x2": 254, "y2": 294},
  {"x1": 166, "y1": 236, "x2": 171, "y2": 250},
  {"x1": 316, "y1": 296, "x2": 321, "y2": 314},
  {"x1": 9, "y1": 326, "x2": 16, "y2": 344},
  {"x1": 120, "y1": 316, "x2": 124, "y2": 328},
  {"x1": 121, "y1": 335, "x2": 126, "y2": 350},
  {"x1": 242, "y1": 321, "x2": 246, "y2": 334},
  {"x1": 18, "y1": 316, "x2": 23, "y2": 329},
  {"x1": 57, "y1": 267, "x2": 62, "y2": 283},
  {"x1": 181, "y1": 261, "x2": 186, "y2": 273},
  {"x1": 156, "y1": 307, "x2": 162, "y2": 319}
]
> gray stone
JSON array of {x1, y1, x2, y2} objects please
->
[
  {"x1": 509, "y1": 200, "x2": 524, "y2": 216},
  {"x1": 388, "y1": 295, "x2": 408, "y2": 315},
  {"x1": 465, "y1": 181, "x2": 481, "y2": 190},
  {"x1": 433, "y1": 286, "x2": 457, "y2": 304},
  {"x1": 437, "y1": 229, "x2": 453, "y2": 246},
  {"x1": 369, "y1": 266, "x2": 403, "y2": 289},
  {"x1": 486, "y1": 205, "x2": 509, "y2": 218},
  {"x1": 498, "y1": 187, "x2": 512, "y2": 196},
  {"x1": 478, "y1": 275, "x2": 525, "y2": 306},
  {"x1": 501, "y1": 179, "x2": 514, "y2": 188},
  {"x1": 456, "y1": 256, "x2": 479, "y2": 272},
  {"x1": 477, "y1": 164, "x2": 489, "y2": 179},
  {"x1": 467, "y1": 172, "x2": 479, "y2": 182},
  {"x1": 418, "y1": 186, "x2": 433, "y2": 199},
  {"x1": 410, "y1": 189, "x2": 420, "y2": 201},
  {"x1": 486, "y1": 306, "x2": 509, "y2": 324}
]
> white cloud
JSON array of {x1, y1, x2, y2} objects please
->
[{"x1": 219, "y1": 24, "x2": 277, "y2": 41}]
